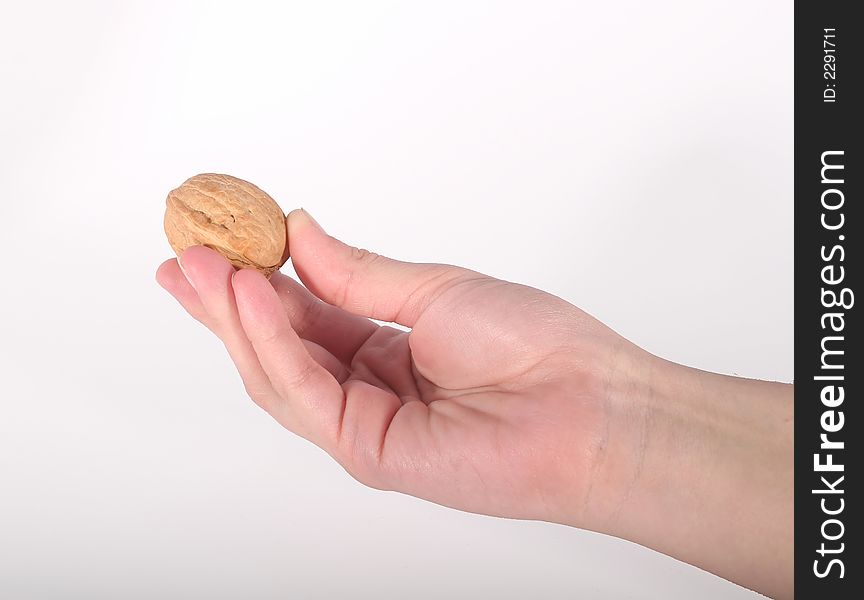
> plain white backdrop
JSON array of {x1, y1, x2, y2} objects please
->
[{"x1": 0, "y1": 1, "x2": 791, "y2": 598}]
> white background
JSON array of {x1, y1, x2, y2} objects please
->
[{"x1": 0, "y1": 1, "x2": 791, "y2": 598}]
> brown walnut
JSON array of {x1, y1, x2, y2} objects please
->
[{"x1": 164, "y1": 173, "x2": 289, "y2": 277}]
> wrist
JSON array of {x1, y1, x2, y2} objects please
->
[{"x1": 570, "y1": 345, "x2": 793, "y2": 598}]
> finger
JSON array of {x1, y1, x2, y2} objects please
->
[
  {"x1": 157, "y1": 258, "x2": 210, "y2": 325},
  {"x1": 303, "y1": 339, "x2": 350, "y2": 384},
  {"x1": 270, "y1": 272, "x2": 378, "y2": 364},
  {"x1": 177, "y1": 246, "x2": 277, "y2": 407},
  {"x1": 158, "y1": 259, "x2": 345, "y2": 375},
  {"x1": 232, "y1": 267, "x2": 346, "y2": 446},
  {"x1": 287, "y1": 209, "x2": 485, "y2": 327}
]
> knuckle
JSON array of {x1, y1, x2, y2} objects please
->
[
  {"x1": 336, "y1": 448, "x2": 390, "y2": 491},
  {"x1": 277, "y1": 360, "x2": 319, "y2": 392},
  {"x1": 332, "y1": 417, "x2": 390, "y2": 491},
  {"x1": 398, "y1": 268, "x2": 481, "y2": 323},
  {"x1": 241, "y1": 379, "x2": 276, "y2": 409},
  {"x1": 337, "y1": 247, "x2": 381, "y2": 307},
  {"x1": 349, "y1": 246, "x2": 379, "y2": 264},
  {"x1": 242, "y1": 382, "x2": 268, "y2": 401},
  {"x1": 295, "y1": 296, "x2": 324, "y2": 336},
  {"x1": 254, "y1": 322, "x2": 290, "y2": 346}
]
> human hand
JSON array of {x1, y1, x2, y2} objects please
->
[
  {"x1": 156, "y1": 209, "x2": 792, "y2": 599},
  {"x1": 156, "y1": 209, "x2": 629, "y2": 522}
]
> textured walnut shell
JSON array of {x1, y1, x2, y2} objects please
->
[{"x1": 164, "y1": 173, "x2": 289, "y2": 277}]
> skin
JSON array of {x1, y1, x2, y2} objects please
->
[{"x1": 156, "y1": 209, "x2": 793, "y2": 599}]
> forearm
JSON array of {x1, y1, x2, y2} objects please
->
[{"x1": 572, "y1": 347, "x2": 793, "y2": 598}]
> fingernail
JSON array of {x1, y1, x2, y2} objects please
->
[
  {"x1": 178, "y1": 253, "x2": 196, "y2": 291},
  {"x1": 299, "y1": 208, "x2": 324, "y2": 232}
]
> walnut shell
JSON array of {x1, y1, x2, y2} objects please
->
[{"x1": 164, "y1": 173, "x2": 289, "y2": 277}]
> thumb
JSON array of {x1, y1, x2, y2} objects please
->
[{"x1": 287, "y1": 209, "x2": 479, "y2": 327}]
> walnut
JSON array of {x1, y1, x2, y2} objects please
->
[{"x1": 164, "y1": 173, "x2": 289, "y2": 277}]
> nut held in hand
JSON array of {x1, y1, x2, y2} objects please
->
[{"x1": 164, "y1": 173, "x2": 290, "y2": 277}]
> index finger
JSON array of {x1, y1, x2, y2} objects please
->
[{"x1": 233, "y1": 267, "x2": 346, "y2": 447}]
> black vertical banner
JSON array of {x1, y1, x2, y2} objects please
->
[{"x1": 795, "y1": 1, "x2": 861, "y2": 598}]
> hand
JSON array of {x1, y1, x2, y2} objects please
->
[
  {"x1": 156, "y1": 209, "x2": 793, "y2": 599},
  {"x1": 156, "y1": 209, "x2": 626, "y2": 521}
]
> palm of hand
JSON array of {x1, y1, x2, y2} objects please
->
[{"x1": 304, "y1": 272, "x2": 616, "y2": 524}]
